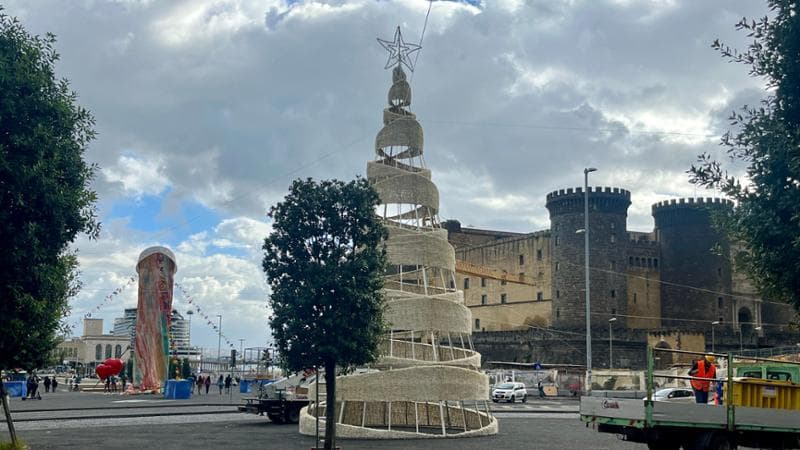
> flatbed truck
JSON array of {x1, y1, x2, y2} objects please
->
[
  {"x1": 581, "y1": 348, "x2": 800, "y2": 449},
  {"x1": 238, "y1": 371, "x2": 315, "y2": 424}
]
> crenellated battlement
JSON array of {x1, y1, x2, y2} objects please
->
[
  {"x1": 546, "y1": 186, "x2": 631, "y2": 201},
  {"x1": 546, "y1": 186, "x2": 631, "y2": 217},
  {"x1": 651, "y1": 197, "x2": 733, "y2": 214}
]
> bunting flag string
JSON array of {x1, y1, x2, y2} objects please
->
[
  {"x1": 175, "y1": 282, "x2": 237, "y2": 350},
  {"x1": 64, "y1": 275, "x2": 138, "y2": 334}
]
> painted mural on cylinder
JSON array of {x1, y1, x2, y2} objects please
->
[{"x1": 131, "y1": 246, "x2": 177, "y2": 392}]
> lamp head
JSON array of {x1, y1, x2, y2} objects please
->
[
  {"x1": 712, "y1": 321, "x2": 720, "y2": 325},
  {"x1": 584, "y1": 167, "x2": 598, "y2": 174},
  {"x1": 609, "y1": 317, "x2": 617, "y2": 322}
]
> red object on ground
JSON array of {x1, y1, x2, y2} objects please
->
[
  {"x1": 95, "y1": 364, "x2": 113, "y2": 380},
  {"x1": 104, "y1": 358, "x2": 124, "y2": 375}
]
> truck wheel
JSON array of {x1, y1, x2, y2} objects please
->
[
  {"x1": 267, "y1": 412, "x2": 284, "y2": 424},
  {"x1": 647, "y1": 440, "x2": 680, "y2": 450},
  {"x1": 691, "y1": 433, "x2": 736, "y2": 450},
  {"x1": 287, "y1": 407, "x2": 301, "y2": 424}
]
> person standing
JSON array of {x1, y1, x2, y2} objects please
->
[
  {"x1": 538, "y1": 379, "x2": 545, "y2": 398},
  {"x1": 104, "y1": 377, "x2": 111, "y2": 393},
  {"x1": 689, "y1": 354, "x2": 717, "y2": 404},
  {"x1": 204, "y1": 375, "x2": 211, "y2": 395},
  {"x1": 217, "y1": 375, "x2": 224, "y2": 395},
  {"x1": 224, "y1": 374, "x2": 232, "y2": 394},
  {"x1": 111, "y1": 376, "x2": 118, "y2": 393},
  {"x1": 51, "y1": 377, "x2": 58, "y2": 392},
  {"x1": 196, "y1": 375, "x2": 203, "y2": 395},
  {"x1": 121, "y1": 374, "x2": 127, "y2": 392},
  {"x1": 43, "y1": 376, "x2": 51, "y2": 393}
]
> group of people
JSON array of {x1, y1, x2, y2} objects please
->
[
  {"x1": 103, "y1": 375, "x2": 127, "y2": 393},
  {"x1": 193, "y1": 374, "x2": 235, "y2": 395}
]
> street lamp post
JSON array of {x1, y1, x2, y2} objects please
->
[
  {"x1": 216, "y1": 315, "x2": 222, "y2": 371},
  {"x1": 608, "y1": 317, "x2": 617, "y2": 369},
  {"x1": 186, "y1": 310, "x2": 193, "y2": 346},
  {"x1": 239, "y1": 339, "x2": 245, "y2": 375},
  {"x1": 739, "y1": 323, "x2": 743, "y2": 354},
  {"x1": 711, "y1": 321, "x2": 720, "y2": 353},
  {"x1": 584, "y1": 167, "x2": 597, "y2": 394}
]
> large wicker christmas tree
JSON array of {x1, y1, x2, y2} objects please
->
[{"x1": 299, "y1": 27, "x2": 497, "y2": 439}]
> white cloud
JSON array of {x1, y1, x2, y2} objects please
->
[
  {"x1": 6, "y1": 0, "x2": 772, "y2": 348},
  {"x1": 102, "y1": 154, "x2": 170, "y2": 198}
]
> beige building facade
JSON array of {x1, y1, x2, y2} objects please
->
[{"x1": 56, "y1": 318, "x2": 130, "y2": 371}]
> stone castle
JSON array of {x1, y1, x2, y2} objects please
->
[{"x1": 444, "y1": 186, "x2": 797, "y2": 368}]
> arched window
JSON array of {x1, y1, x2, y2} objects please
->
[
  {"x1": 95, "y1": 344, "x2": 102, "y2": 360},
  {"x1": 105, "y1": 344, "x2": 112, "y2": 359},
  {"x1": 115, "y1": 345, "x2": 122, "y2": 358}
]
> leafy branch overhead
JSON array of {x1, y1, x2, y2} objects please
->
[{"x1": 690, "y1": 0, "x2": 800, "y2": 309}]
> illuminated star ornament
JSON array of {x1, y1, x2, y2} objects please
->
[{"x1": 377, "y1": 26, "x2": 422, "y2": 72}]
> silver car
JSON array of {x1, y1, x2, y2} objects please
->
[{"x1": 492, "y1": 382, "x2": 527, "y2": 403}]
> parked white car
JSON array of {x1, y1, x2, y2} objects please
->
[
  {"x1": 646, "y1": 387, "x2": 695, "y2": 403},
  {"x1": 491, "y1": 382, "x2": 527, "y2": 403}
]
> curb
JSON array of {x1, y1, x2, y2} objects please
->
[{"x1": 11, "y1": 409, "x2": 242, "y2": 423}]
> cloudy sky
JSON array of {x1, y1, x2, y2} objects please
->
[{"x1": 4, "y1": 0, "x2": 768, "y2": 352}]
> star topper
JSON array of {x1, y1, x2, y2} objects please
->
[{"x1": 377, "y1": 26, "x2": 422, "y2": 72}]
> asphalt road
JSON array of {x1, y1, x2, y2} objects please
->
[
  {"x1": 9, "y1": 416, "x2": 643, "y2": 449},
  {"x1": 1, "y1": 390, "x2": 637, "y2": 449}
]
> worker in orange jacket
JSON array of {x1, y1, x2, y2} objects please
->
[{"x1": 689, "y1": 354, "x2": 717, "y2": 404}]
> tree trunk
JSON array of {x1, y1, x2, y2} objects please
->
[
  {"x1": 323, "y1": 361, "x2": 337, "y2": 450},
  {"x1": 0, "y1": 381, "x2": 18, "y2": 446}
]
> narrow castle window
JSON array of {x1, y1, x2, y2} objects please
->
[
  {"x1": 718, "y1": 297, "x2": 723, "y2": 308},
  {"x1": 555, "y1": 262, "x2": 560, "y2": 272},
  {"x1": 633, "y1": 293, "x2": 638, "y2": 304},
  {"x1": 536, "y1": 249, "x2": 543, "y2": 260},
  {"x1": 556, "y1": 290, "x2": 560, "y2": 298},
  {"x1": 629, "y1": 256, "x2": 634, "y2": 266},
  {"x1": 463, "y1": 278, "x2": 470, "y2": 289},
  {"x1": 556, "y1": 308, "x2": 560, "y2": 319},
  {"x1": 500, "y1": 294, "x2": 507, "y2": 304},
  {"x1": 555, "y1": 236, "x2": 559, "y2": 246},
  {"x1": 474, "y1": 319, "x2": 480, "y2": 330},
  {"x1": 537, "y1": 292, "x2": 543, "y2": 301},
  {"x1": 481, "y1": 295, "x2": 487, "y2": 305},
  {"x1": 481, "y1": 277, "x2": 487, "y2": 287},
  {"x1": 653, "y1": 258, "x2": 658, "y2": 268},
  {"x1": 611, "y1": 289, "x2": 616, "y2": 298},
  {"x1": 519, "y1": 254, "x2": 525, "y2": 265}
]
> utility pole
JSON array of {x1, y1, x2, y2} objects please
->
[
  {"x1": 216, "y1": 315, "x2": 222, "y2": 372},
  {"x1": 584, "y1": 167, "x2": 597, "y2": 394}
]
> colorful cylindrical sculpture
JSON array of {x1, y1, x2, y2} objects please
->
[{"x1": 132, "y1": 246, "x2": 177, "y2": 392}]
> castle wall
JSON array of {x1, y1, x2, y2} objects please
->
[
  {"x1": 546, "y1": 187, "x2": 631, "y2": 330},
  {"x1": 471, "y1": 300, "x2": 552, "y2": 332},
  {"x1": 653, "y1": 198, "x2": 733, "y2": 331},
  {"x1": 625, "y1": 238, "x2": 661, "y2": 329}
]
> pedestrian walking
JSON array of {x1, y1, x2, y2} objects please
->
[
  {"x1": 204, "y1": 374, "x2": 211, "y2": 394},
  {"x1": 111, "y1": 376, "x2": 118, "y2": 393},
  {"x1": 538, "y1": 379, "x2": 545, "y2": 398},
  {"x1": 224, "y1": 374, "x2": 232, "y2": 394},
  {"x1": 217, "y1": 375, "x2": 224, "y2": 395},
  {"x1": 196, "y1": 375, "x2": 203, "y2": 395},
  {"x1": 51, "y1": 377, "x2": 58, "y2": 392},
  {"x1": 43, "y1": 376, "x2": 51, "y2": 393},
  {"x1": 105, "y1": 377, "x2": 111, "y2": 393}
]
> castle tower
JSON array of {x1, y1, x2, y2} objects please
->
[
  {"x1": 546, "y1": 187, "x2": 631, "y2": 329},
  {"x1": 299, "y1": 27, "x2": 496, "y2": 439},
  {"x1": 652, "y1": 198, "x2": 734, "y2": 330}
]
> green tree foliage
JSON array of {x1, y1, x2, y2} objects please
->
[
  {"x1": 0, "y1": 10, "x2": 98, "y2": 444},
  {"x1": 263, "y1": 178, "x2": 387, "y2": 449},
  {"x1": 690, "y1": 0, "x2": 800, "y2": 309},
  {"x1": 181, "y1": 358, "x2": 191, "y2": 380}
]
